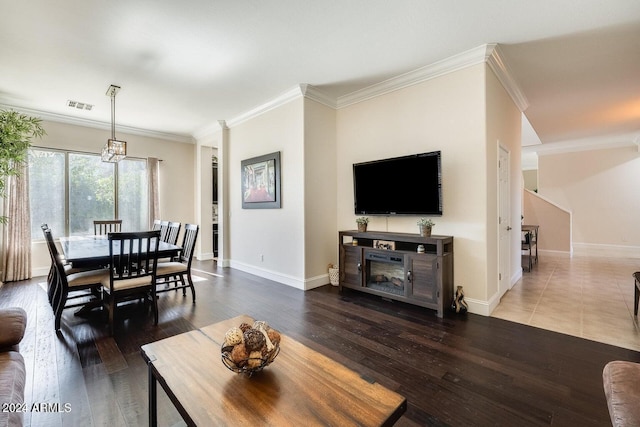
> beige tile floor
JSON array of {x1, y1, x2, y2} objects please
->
[{"x1": 492, "y1": 254, "x2": 640, "y2": 352}]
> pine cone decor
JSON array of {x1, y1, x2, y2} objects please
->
[{"x1": 221, "y1": 320, "x2": 281, "y2": 376}]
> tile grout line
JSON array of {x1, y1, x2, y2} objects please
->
[{"x1": 527, "y1": 262, "x2": 556, "y2": 325}]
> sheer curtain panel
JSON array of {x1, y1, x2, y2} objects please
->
[
  {"x1": 148, "y1": 157, "x2": 160, "y2": 228},
  {"x1": 2, "y1": 161, "x2": 31, "y2": 281}
]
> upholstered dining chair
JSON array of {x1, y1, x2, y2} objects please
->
[
  {"x1": 101, "y1": 230, "x2": 161, "y2": 334},
  {"x1": 155, "y1": 224, "x2": 199, "y2": 302},
  {"x1": 43, "y1": 228, "x2": 107, "y2": 331},
  {"x1": 94, "y1": 219, "x2": 122, "y2": 236}
]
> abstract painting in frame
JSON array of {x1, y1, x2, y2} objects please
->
[{"x1": 241, "y1": 151, "x2": 281, "y2": 209}]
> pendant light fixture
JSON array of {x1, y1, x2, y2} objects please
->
[{"x1": 101, "y1": 84, "x2": 127, "y2": 163}]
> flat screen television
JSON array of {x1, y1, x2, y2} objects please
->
[{"x1": 353, "y1": 150, "x2": 442, "y2": 216}]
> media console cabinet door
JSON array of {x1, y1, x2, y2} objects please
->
[
  {"x1": 406, "y1": 253, "x2": 439, "y2": 304},
  {"x1": 340, "y1": 245, "x2": 362, "y2": 287}
]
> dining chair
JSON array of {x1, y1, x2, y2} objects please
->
[
  {"x1": 155, "y1": 224, "x2": 199, "y2": 302},
  {"x1": 521, "y1": 230, "x2": 533, "y2": 272},
  {"x1": 43, "y1": 228, "x2": 107, "y2": 331},
  {"x1": 41, "y1": 223, "x2": 57, "y2": 305},
  {"x1": 101, "y1": 230, "x2": 161, "y2": 334},
  {"x1": 163, "y1": 221, "x2": 181, "y2": 245},
  {"x1": 94, "y1": 219, "x2": 123, "y2": 236},
  {"x1": 151, "y1": 219, "x2": 162, "y2": 231}
]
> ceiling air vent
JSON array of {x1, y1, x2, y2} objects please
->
[{"x1": 66, "y1": 100, "x2": 93, "y2": 111}]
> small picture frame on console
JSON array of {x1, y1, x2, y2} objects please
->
[{"x1": 373, "y1": 240, "x2": 395, "y2": 250}]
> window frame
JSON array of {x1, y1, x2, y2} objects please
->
[{"x1": 29, "y1": 147, "x2": 148, "y2": 239}]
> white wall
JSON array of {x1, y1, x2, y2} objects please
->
[
  {"x1": 336, "y1": 64, "x2": 493, "y2": 311},
  {"x1": 538, "y1": 145, "x2": 640, "y2": 257},
  {"x1": 30, "y1": 120, "x2": 196, "y2": 277},
  {"x1": 303, "y1": 98, "x2": 338, "y2": 287},
  {"x1": 485, "y1": 65, "x2": 523, "y2": 306},
  {"x1": 227, "y1": 97, "x2": 307, "y2": 287}
]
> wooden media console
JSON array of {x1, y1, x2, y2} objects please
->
[{"x1": 339, "y1": 230, "x2": 454, "y2": 317}]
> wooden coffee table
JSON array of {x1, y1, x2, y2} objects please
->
[{"x1": 141, "y1": 315, "x2": 407, "y2": 426}]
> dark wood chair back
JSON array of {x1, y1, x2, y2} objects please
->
[
  {"x1": 164, "y1": 222, "x2": 181, "y2": 245},
  {"x1": 104, "y1": 230, "x2": 161, "y2": 333},
  {"x1": 177, "y1": 224, "x2": 199, "y2": 268},
  {"x1": 94, "y1": 219, "x2": 122, "y2": 235},
  {"x1": 159, "y1": 220, "x2": 170, "y2": 241},
  {"x1": 106, "y1": 231, "x2": 161, "y2": 289}
]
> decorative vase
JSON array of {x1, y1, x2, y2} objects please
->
[
  {"x1": 419, "y1": 225, "x2": 431, "y2": 237},
  {"x1": 450, "y1": 286, "x2": 468, "y2": 314},
  {"x1": 357, "y1": 223, "x2": 367, "y2": 232}
]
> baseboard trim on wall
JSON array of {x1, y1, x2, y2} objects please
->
[
  {"x1": 539, "y1": 249, "x2": 572, "y2": 258},
  {"x1": 572, "y1": 243, "x2": 640, "y2": 259},
  {"x1": 229, "y1": 261, "x2": 328, "y2": 291},
  {"x1": 465, "y1": 297, "x2": 493, "y2": 317}
]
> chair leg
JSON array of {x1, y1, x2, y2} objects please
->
[
  {"x1": 47, "y1": 265, "x2": 57, "y2": 306},
  {"x1": 634, "y1": 278, "x2": 639, "y2": 316},
  {"x1": 54, "y1": 288, "x2": 68, "y2": 332},
  {"x1": 186, "y1": 273, "x2": 196, "y2": 303},
  {"x1": 178, "y1": 275, "x2": 187, "y2": 296}
]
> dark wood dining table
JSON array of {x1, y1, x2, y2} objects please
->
[
  {"x1": 53, "y1": 235, "x2": 182, "y2": 317},
  {"x1": 59, "y1": 235, "x2": 182, "y2": 269}
]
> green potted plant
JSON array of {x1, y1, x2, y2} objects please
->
[
  {"x1": 0, "y1": 109, "x2": 46, "y2": 223},
  {"x1": 417, "y1": 218, "x2": 435, "y2": 237},
  {"x1": 355, "y1": 216, "x2": 369, "y2": 232}
]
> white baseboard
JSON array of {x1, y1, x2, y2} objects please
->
[
  {"x1": 228, "y1": 261, "x2": 329, "y2": 291},
  {"x1": 538, "y1": 249, "x2": 572, "y2": 258},
  {"x1": 572, "y1": 243, "x2": 640, "y2": 258},
  {"x1": 197, "y1": 252, "x2": 215, "y2": 261}
]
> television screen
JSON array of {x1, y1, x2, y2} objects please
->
[{"x1": 353, "y1": 151, "x2": 442, "y2": 215}]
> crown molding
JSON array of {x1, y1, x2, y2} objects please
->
[
  {"x1": 0, "y1": 103, "x2": 194, "y2": 143},
  {"x1": 4, "y1": 44, "x2": 529, "y2": 139},
  {"x1": 220, "y1": 43, "x2": 528, "y2": 126},
  {"x1": 192, "y1": 120, "x2": 223, "y2": 143},
  {"x1": 226, "y1": 85, "x2": 306, "y2": 128},
  {"x1": 486, "y1": 44, "x2": 529, "y2": 112},
  {"x1": 523, "y1": 131, "x2": 640, "y2": 156},
  {"x1": 302, "y1": 84, "x2": 337, "y2": 108},
  {"x1": 337, "y1": 44, "x2": 505, "y2": 108}
]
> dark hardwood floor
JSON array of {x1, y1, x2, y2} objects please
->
[{"x1": 1, "y1": 261, "x2": 638, "y2": 426}]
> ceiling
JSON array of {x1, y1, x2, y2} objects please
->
[{"x1": 1, "y1": 1, "x2": 639, "y2": 150}]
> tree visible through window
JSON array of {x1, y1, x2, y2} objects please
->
[{"x1": 29, "y1": 148, "x2": 148, "y2": 238}]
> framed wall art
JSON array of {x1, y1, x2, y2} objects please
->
[{"x1": 241, "y1": 151, "x2": 281, "y2": 209}]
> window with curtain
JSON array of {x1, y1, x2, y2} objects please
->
[{"x1": 28, "y1": 148, "x2": 148, "y2": 239}]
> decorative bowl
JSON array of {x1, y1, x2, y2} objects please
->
[
  {"x1": 221, "y1": 345, "x2": 280, "y2": 376},
  {"x1": 220, "y1": 320, "x2": 281, "y2": 376}
]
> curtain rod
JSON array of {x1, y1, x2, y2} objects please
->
[{"x1": 31, "y1": 145, "x2": 162, "y2": 161}]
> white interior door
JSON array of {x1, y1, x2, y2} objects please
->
[{"x1": 498, "y1": 145, "x2": 511, "y2": 298}]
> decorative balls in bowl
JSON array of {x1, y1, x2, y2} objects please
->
[{"x1": 221, "y1": 320, "x2": 281, "y2": 376}]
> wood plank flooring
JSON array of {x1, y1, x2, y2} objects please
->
[{"x1": 1, "y1": 262, "x2": 639, "y2": 426}]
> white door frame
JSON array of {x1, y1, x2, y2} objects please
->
[{"x1": 498, "y1": 145, "x2": 511, "y2": 298}]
